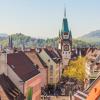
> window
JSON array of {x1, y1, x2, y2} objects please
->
[
  {"x1": 48, "y1": 59, "x2": 50, "y2": 62},
  {"x1": 50, "y1": 77, "x2": 53, "y2": 83},
  {"x1": 50, "y1": 65, "x2": 53, "y2": 70},
  {"x1": 64, "y1": 32, "x2": 68, "y2": 35},
  {"x1": 50, "y1": 65, "x2": 53, "y2": 76}
]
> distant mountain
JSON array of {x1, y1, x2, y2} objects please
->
[
  {"x1": 78, "y1": 30, "x2": 100, "y2": 43},
  {"x1": 0, "y1": 33, "x2": 8, "y2": 38},
  {"x1": 0, "y1": 33, "x2": 95, "y2": 48}
]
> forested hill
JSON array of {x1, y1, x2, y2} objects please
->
[
  {"x1": 0, "y1": 33, "x2": 58, "y2": 48},
  {"x1": 0, "y1": 33, "x2": 92, "y2": 48},
  {"x1": 78, "y1": 30, "x2": 100, "y2": 43}
]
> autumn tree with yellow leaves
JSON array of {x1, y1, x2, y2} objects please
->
[{"x1": 63, "y1": 57, "x2": 86, "y2": 81}]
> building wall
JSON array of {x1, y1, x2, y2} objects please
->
[
  {"x1": 38, "y1": 49, "x2": 60, "y2": 85},
  {"x1": 0, "y1": 52, "x2": 41, "y2": 100},
  {"x1": 0, "y1": 86, "x2": 9, "y2": 100},
  {"x1": 0, "y1": 53, "x2": 7, "y2": 75},
  {"x1": 24, "y1": 74, "x2": 41, "y2": 100},
  {"x1": 7, "y1": 64, "x2": 41, "y2": 100},
  {"x1": 7, "y1": 65, "x2": 24, "y2": 93},
  {"x1": 39, "y1": 68, "x2": 48, "y2": 87},
  {"x1": 87, "y1": 80, "x2": 100, "y2": 100},
  {"x1": 25, "y1": 52, "x2": 48, "y2": 87}
]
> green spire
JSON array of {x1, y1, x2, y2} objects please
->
[{"x1": 61, "y1": 8, "x2": 69, "y2": 33}]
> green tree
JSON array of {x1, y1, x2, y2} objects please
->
[{"x1": 27, "y1": 87, "x2": 33, "y2": 100}]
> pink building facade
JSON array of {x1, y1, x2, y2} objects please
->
[
  {"x1": 25, "y1": 49, "x2": 48, "y2": 87},
  {"x1": 6, "y1": 51, "x2": 42, "y2": 100},
  {"x1": 24, "y1": 74, "x2": 41, "y2": 100}
]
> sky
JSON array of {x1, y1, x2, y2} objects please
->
[{"x1": 0, "y1": 0, "x2": 100, "y2": 38}]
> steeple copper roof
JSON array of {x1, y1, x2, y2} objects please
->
[{"x1": 61, "y1": 8, "x2": 69, "y2": 33}]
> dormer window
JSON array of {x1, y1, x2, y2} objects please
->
[{"x1": 48, "y1": 59, "x2": 50, "y2": 62}]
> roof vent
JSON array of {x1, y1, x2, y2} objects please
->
[
  {"x1": 35, "y1": 48, "x2": 40, "y2": 53},
  {"x1": 11, "y1": 65, "x2": 15, "y2": 69}
]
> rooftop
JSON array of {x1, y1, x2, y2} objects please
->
[
  {"x1": 44, "y1": 48, "x2": 60, "y2": 63},
  {"x1": 0, "y1": 74, "x2": 24, "y2": 100},
  {"x1": 7, "y1": 51, "x2": 40, "y2": 81}
]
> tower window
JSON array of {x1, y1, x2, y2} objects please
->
[{"x1": 64, "y1": 32, "x2": 68, "y2": 35}]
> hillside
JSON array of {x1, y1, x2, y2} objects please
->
[
  {"x1": 0, "y1": 33, "x2": 8, "y2": 38},
  {"x1": 0, "y1": 33, "x2": 58, "y2": 48},
  {"x1": 0, "y1": 33, "x2": 91, "y2": 48},
  {"x1": 78, "y1": 30, "x2": 100, "y2": 43}
]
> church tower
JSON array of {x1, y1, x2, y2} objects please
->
[
  {"x1": 8, "y1": 35, "x2": 13, "y2": 49},
  {"x1": 59, "y1": 8, "x2": 72, "y2": 67}
]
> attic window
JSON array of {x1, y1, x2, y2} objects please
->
[
  {"x1": 34, "y1": 64, "x2": 39, "y2": 69},
  {"x1": 96, "y1": 63, "x2": 99, "y2": 65},
  {"x1": 48, "y1": 59, "x2": 50, "y2": 62},
  {"x1": 94, "y1": 54, "x2": 97, "y2": 57},
  {"x1": 91, "y1": 60, "x2": 94, "y2": 63},
  {"x1": 94, "y1": 88, "x2": 97, "y2": 93}
]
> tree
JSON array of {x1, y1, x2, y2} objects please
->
[
  {"x1": 27, "y1": 87, "x2": 33, "y2": 100},
  {"x1": 63, "y1": 57, "x2": 86, "y2": 81}
]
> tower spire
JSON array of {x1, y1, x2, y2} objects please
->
[
  {"x1": 64, "y1": 7, "x2": 66, "y2": 18},
  {"x1": 8, "y1": 35, "x2": 13, "y2": 49}
]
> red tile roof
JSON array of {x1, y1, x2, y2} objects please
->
[
  {"x1": 7, "y1": 51, "x2": 40, "y2": 81},
  {"x1": 44, "y1": 48, "x2": 60, "y2": 63}
]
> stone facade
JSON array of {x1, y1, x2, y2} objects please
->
[{"x1": 38, "y1": 49, "x2": 61, "y2": 85}]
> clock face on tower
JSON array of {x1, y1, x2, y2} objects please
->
[{"x1": 64, "y1": 44, "x2": 69, "y2": 51}]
